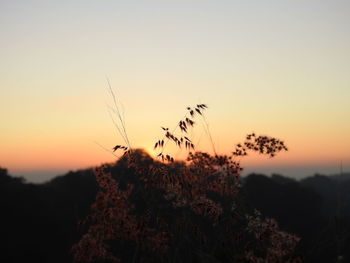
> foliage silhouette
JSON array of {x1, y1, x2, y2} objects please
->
[
  {"x1": 1, "y1": 166, "x2": 350, "y2": 262},
  {"x1": 72, "y1": 104, "x2": 300, "y2": 263}
]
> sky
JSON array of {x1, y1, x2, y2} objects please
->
[{"x1": 1, "y1": 0, "x2": 349, "y2": 182}]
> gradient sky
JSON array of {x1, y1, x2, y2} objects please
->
[{"x1": 1, "y1": 0, "x2": 349, "y2": 182}]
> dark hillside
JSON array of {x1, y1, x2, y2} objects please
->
[{"x1": 1, "y1": 164, "x2": 350, "y2": 262}]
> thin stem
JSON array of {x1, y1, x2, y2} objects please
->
[
  {"x1": 107, "y1": 105, "x2": 129, "y2": 144},
  {"x1": 93, "y1": 141, "x2": 119, "y2": 158},
  {"x1": 159, "y1": 112, "x2": 189, "y2": 155},
  {"x1": 200, "y1": 113, "x2": 217, "y2": 155},
  {"x1": 106, "y1": 77, "x2": 132, "y2": 150}
]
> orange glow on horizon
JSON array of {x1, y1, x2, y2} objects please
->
[
  {"x1": 1, "y1": 1, "x2": 350, "y2": 182},
  {"x1": 1, "y1": 128, "x2": 349, "y2": 173}
]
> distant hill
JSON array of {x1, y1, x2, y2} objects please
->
[{"x1": 1, "y1": 161, "x2": 350, "y2": 262}]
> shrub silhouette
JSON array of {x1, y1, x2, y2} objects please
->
[{"x1": 73, "y1": 103, "x2": 300, "y2": 263}]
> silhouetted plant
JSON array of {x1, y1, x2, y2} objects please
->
[{"x1": 73, "y1": 100, "x2": 300, "y2": 262}]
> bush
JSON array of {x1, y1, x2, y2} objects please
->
[{"x1": 73, "y1": 103, "x2": 300, "y2": 263}]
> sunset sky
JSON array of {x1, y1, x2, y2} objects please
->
[{"x1": 1, "y1": 0, "x2": 349, "y2": 182}]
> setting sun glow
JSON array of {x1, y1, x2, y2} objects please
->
[{"x1": 1, "y1": 1, "x2": 350, "y2": 182}]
